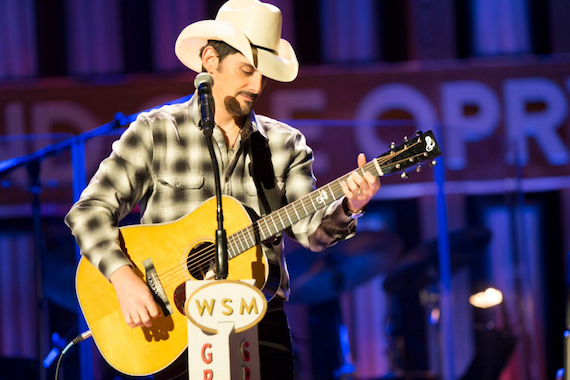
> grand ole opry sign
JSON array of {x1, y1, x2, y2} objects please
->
[{"x1": 1, "y1": 58, "x2": 569, "y2": 205}]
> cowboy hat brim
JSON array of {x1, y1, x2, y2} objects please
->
[{"x1": 175, "y1": 20, "x2": 298, "y2": 82}]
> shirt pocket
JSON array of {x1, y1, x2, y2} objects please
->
[{"x1": 156, "y1": 173, "x2": 205, "y2": 191}]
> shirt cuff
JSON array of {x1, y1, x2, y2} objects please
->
[{"x1": 96, "y1": 250, "x2": 134, "y2": 281}]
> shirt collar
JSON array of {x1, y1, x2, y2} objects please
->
[
  {"x1": 251, "y1": 111, "x2": 269, "y2": 140},
  {"x1": 188, "y1": 91, "x2": 268, "y2": 141},
  {"x1": 188, "y1": 92, "x2": 201, "y2": 128}
]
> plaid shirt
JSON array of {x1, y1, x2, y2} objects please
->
[{"x1": 65, "y1": 95, "x2": 356, "y2": 299}]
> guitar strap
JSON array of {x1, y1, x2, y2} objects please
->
[{"x1": 249, "y1": 132, "x2": 283, "y2": 240}]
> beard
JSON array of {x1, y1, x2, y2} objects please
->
[{"x1": 224, "y1": 91, "x2": 258, "y2": 117}]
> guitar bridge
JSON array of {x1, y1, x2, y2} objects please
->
[{"x1": 143, "y1": 258, "x2": 174, "y2": 316}]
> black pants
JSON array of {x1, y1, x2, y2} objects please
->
[{"x1": 154, "y1": 298, "x2": 294, "y2": 380}]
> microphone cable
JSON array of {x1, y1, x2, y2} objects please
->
[{"x1": 54, "y1": 330, "x2": 92, "y2": 380}]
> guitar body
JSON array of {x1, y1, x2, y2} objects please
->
[{"x1": 75, "y1": 196, "x2": 277, "y2": 376}]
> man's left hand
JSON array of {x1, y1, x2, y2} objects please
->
[{"x1": 340, "y1": 153, "x2": 381, "y2": 212}]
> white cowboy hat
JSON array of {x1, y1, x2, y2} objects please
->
[{"x1": 175, "y1": 0, "x2": 299, "y2": 82}]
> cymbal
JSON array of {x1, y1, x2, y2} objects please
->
[
  {"x1": 288, "y1": 231, "x2": 402, "y2": 304},
  {"x1": 383, "y1": 227, "x2": 491, "y2": 294}
]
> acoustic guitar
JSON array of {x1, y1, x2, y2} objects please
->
[{"x1": 75, "y1": 130, "x2": 441, "y2": 375}]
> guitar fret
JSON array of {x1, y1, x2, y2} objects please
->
[
  {"x1": 292, "y1": 204, "x2": 301, "y2": 220},
  {"x1": 262, "y1": 218, "x2": 271, "y2": 240},
  {"x1": 246, "y1": 227, "x2": 255, "y2": 247},
  {"x1": 270, "y1": 215, "x2": 279, "y2": 235},
  {"x1": 309, "y1": 196, "x2": 317, "y2": 211},
  {"x1": 232, "y1": 240, "x2": 239, "y2": 257},
  {"x1": 284, "y1": 207, "x2": 293, "y2": 225},
  {"x1": 276, "y1": 211, "x2": 286, "y2": 229},
  {"x1": 328, "y1": 185, "x2": 337, "y2": 200},
  {"x1": 262, "y1": 216, "x2": 270, "y2": 234},
  {"x1": 300, "y1": 199, "x2": 308, "y2": 216},
  {"x1": 253, "y1": 222, "x2": 262, "y2": 242},
  {"x1": 232, "y1": 240, "x2": 238, "y2": 257},
  {"x1": 237, "y1": 234, "x2": 245, "y2": 253},
  {"x1": 227, "y1": 236, "x2": 234, "y2": 258},
  {"x1": 227, "y1": 239, "x2": 234, "y2": 258},
  {"x1": 252, "y1": 223, "x2": 261, "y2": 242}
]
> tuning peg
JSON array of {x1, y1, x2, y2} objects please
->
[
  {"x1": 416, "y1": 163, "x2": 422, "y2": 172},
  {"x1": 390, "y1": 142, "x2": 395, "y2": 150},
  {"x1": 401, "y1": 171, "x2": 409, "y2": 179},
  {"x1": 416, "y1": 130, "x2": 423, "y2": 136},
  {"x1": 404, "y1": 136, "x2": 408, "y2": 142},
  {"x1": 430, "y1": 160, "x2": 437, "y2": 167}
]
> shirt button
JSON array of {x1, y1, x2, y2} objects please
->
[
  {"x1": 218, "y1": 143, "x2": 223, "y2": 148},
  {"x1": 175, "y1": 182, "x2": 181, "y2": 188}
]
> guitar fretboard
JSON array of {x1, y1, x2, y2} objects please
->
[
  {"x1": 225, "y1": 157, "x2": 388, "y2": 259},
  {"x1": 225, "y1": 131, "x2": 439, "y2": 259}
]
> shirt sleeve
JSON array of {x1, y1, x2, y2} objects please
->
[
  {"x1": 282, "y1": 129, "x2": 356, "y2": 252},
  {"x1": 65, "y1": 116, "x2": 154, "y2": 280}
]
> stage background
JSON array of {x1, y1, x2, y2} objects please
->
[{"x1": 1, "y1": 0, "x2": 569, "y2": 379}]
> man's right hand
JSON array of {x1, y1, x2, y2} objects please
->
[{"x1": 109, "y1": 266, "x2": 162, "y2": 328}]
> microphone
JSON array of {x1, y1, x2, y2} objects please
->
[{"x1": 194, "y1": 73, "x2": 215, "y2": 136}]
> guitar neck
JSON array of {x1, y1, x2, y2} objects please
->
[
  {"x1": 226, "y1": 176, "x2": 348, "y2": 260},
  {"x1": 225, "y1": 160, "x2": 390, "y2": 259},
  {"x1": 226, "y1": 130, "x2": 441, "y2": 259}
]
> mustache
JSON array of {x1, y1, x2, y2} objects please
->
[{"x1": 237, "y1": 91, "x2": 258, "y2": 101}]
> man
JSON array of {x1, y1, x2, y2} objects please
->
[{"x1": 66, "y1": 1, "x2": 380, "y2": 379}]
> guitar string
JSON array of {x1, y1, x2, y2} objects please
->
[
  {"x1": 174, "y1": 139, "x2": 430, "y2": 277},
  {"x1": 156, "y1": 146, "x2": 430, "y2": 286},
  {"x1": 156, "y1": 148, "x2": 431, "y2": 287},
  {"x1": 155, "y1": 150, "x2": 405, "y2": 285},
  {"x1": 154, "y1": 142, "x2": 431, "y2": 286}
]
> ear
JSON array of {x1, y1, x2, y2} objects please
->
[{"x1": 201, "y1": 45, "x2": 219, "y2": 74}]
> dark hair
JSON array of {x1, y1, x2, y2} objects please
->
[{"x1": 200, "y1": 40, "x2": 240, "y2": 65}]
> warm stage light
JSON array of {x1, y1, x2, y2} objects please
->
[{"x1": 469, "y1": 287, "x2": 503, "y2": 309}]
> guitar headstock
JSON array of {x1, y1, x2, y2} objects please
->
[{"x1": 376, "y1": 130, "x2": 442, "y2": 178}]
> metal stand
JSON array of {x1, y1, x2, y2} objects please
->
[{"x1": 27, "y1": 161, "x2": 48, "y2": 380}]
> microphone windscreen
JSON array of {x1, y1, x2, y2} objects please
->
[{"x1": 194, "y1": 72, "x2": 214, "y2": 88}]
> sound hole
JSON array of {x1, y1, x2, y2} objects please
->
[
  {"x1": 187, "y1": 241, "x2": 215, "y2": 280},
  {"x1": 173, "y1": 241, "x2": 216, "y2": 314}
]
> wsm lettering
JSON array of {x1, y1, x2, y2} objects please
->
[{"x1": 195, "y1": 298, "x2": 259, "y2": 317}]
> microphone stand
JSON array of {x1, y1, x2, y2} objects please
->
[{"x1": 201, "y1": 118, "x2": 228, "y2": 280}]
